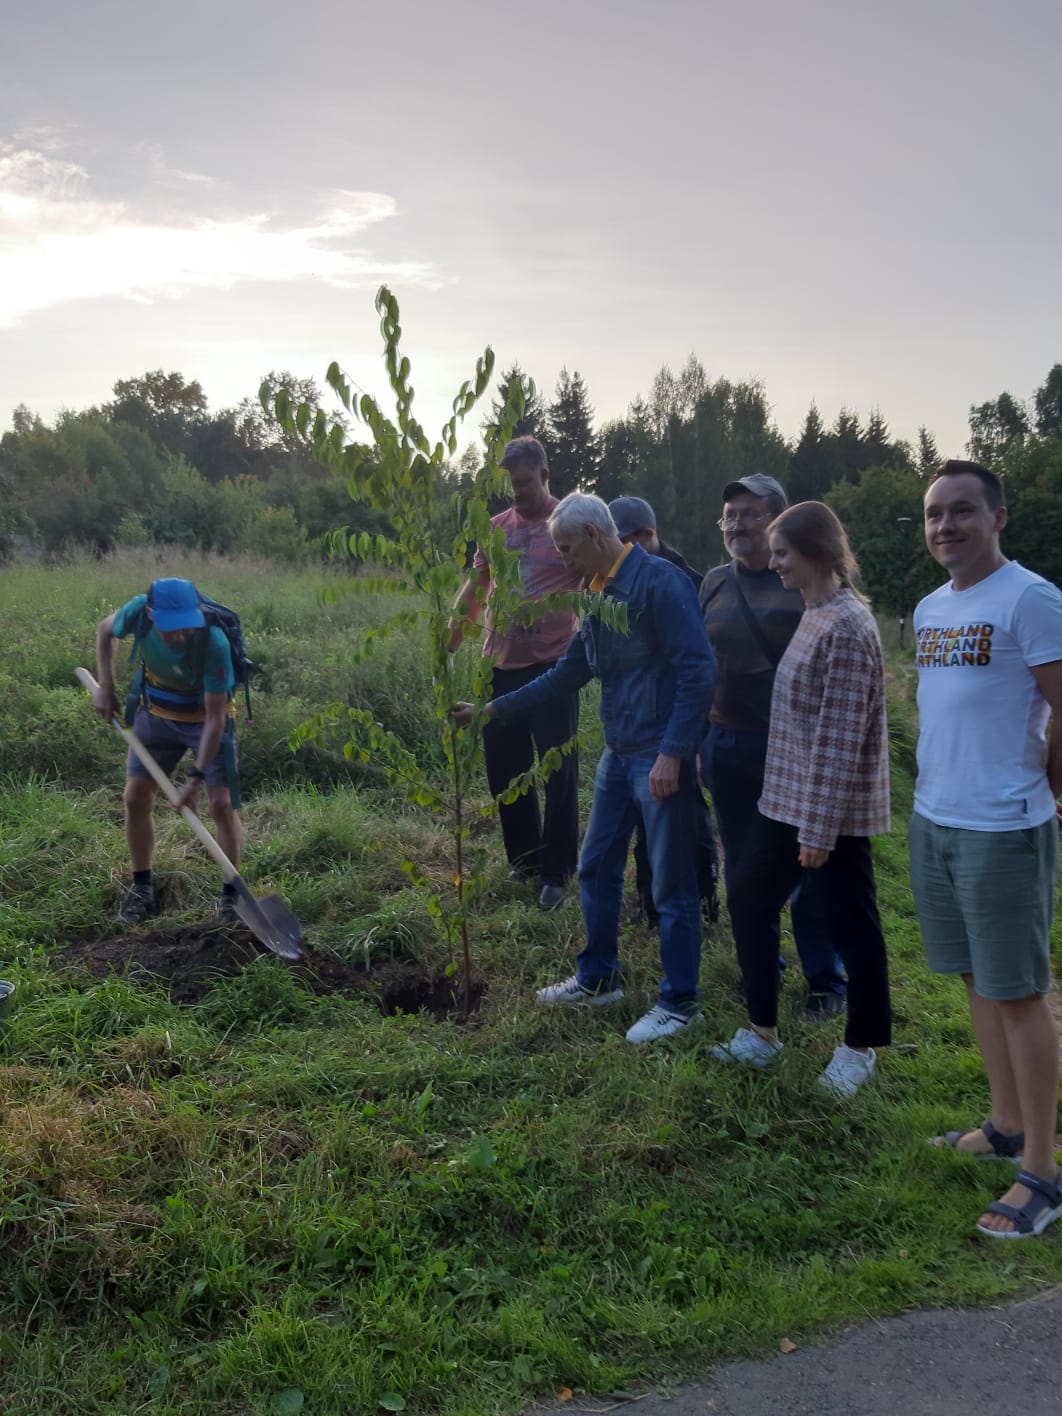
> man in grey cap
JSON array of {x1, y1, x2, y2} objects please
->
[
  {"x1": 447, "y1": 436, "x2": 584, "y2": 909},
  {"x1": 700, "y1": 474, "x2": 847, "y2": 1017}
]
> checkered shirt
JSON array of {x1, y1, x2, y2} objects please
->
[{"x1": 758, "y1": 589, "x2": 891, "y2": 851}]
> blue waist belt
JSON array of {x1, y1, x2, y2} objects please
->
[{"x1": 145, "y1": 683, "x2": 204, "y2": 711}]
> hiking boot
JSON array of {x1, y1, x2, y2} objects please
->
[
  {"x1": 803, "y1": 991, "x2": 847, "y2": 1023},
  {"x1": 818, "y1": 1044, "x2": 877, "y2": 1098},
  {"x1": 626, "y1": 1005, "x2": 703, "y2": 1045},
  {"x1": 711, "y1": 1026, "x2": 783, "y2": 1069},
  {"x1": 216, "y1": 893, "x2": 240, "y2": 925},
  {"x1": 535, "y1": 974, "x2": 624, "y2": 1007},
  {"x1": 117, "y1": 882, "x2": 157, "y2": 926}
]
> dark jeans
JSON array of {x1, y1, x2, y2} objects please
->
[
  {"x1": 633, "y1": 790, "x2": 718, "y2": 923},
  {"x1": 704, "y1": 726, "x2": 846, "y2": 995},
  {"x1": 728, "y1": 813, "x2": 891, "y2": 1048},
  {"x1": 577, "y1": 749, "x2": 701, "y2": 1009},
  {"x1": 484, "y1": 661, "x2": 579, "y2": 886}
]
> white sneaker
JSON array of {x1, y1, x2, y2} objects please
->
[
  {"x1": 535, "y1": 974, "x2": 624, "y2": 1007},
  {"x1": 818, "y1": 1044, "x2": 877, "y2": 1097},
  {"x1": 711, "y1": 1026, "x2": 783, "y2": 1069},
  {"x1": 626, "y1": 1005, "x2": 703, "y2": 1045}
]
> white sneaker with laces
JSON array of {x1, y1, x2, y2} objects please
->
[
  {"x1": 535, "y1": 974, "x2": 624, "y2": 1007},
  {"x1": 710, "y1": 1026, "x2": 783, "y2": 1068},
  {"x1": 818, "y1": 1044, "x2": 876, "y2": 1097},
  {"x1": 626, "y1": 1005, "x2": 703, "y2": 1045}
]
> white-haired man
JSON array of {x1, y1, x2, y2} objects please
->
[{"x1": 456, "y1": 493, "x2": 717, "y2": 1043}]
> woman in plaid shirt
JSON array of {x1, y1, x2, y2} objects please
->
[{"x1": 711, "y1": 502, "x2": 892, "y2": 1096}]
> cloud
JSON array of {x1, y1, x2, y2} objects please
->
[{"x1": 0, "y1": 144, "x2": 444, "y2": 328}]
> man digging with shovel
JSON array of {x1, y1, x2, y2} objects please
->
[{"x1": 92, "y1": 577, "x2": 243, "y2": 925}]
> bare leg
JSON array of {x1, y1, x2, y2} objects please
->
[
  {"x1": 946, "y1": 974, "x2": 1024, "y2": 1153},
  {"x1": 977, "y1": 993, "x2": 1060, "y2": 1233},
  {"x1": 123, "y1": 778, "x2": 157, "y2": 872},
  {"x1": 207, "y1": 787, "x2": 243, "y2": 872}
]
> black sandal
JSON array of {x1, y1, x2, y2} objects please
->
[
  {"x1": 976, "y1": 1169, "x2": 1062, "y2": 1240},
  {"x1": 932, "y1": 1120, "x2": 1024, "y2": 1161}
]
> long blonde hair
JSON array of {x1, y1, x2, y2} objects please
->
[{"x1": 768, "y1": 501, "x2": 869, "y2": 604}]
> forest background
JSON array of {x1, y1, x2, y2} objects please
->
[{"x1": 4, "y1": 356, "x2": 1062, "y2": 607}]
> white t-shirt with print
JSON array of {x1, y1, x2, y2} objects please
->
[{"x1": 914, "y1": 560, "x2": 1062, "y2": 831}]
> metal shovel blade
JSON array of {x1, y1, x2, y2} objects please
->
[{"x1": 233, "y1": 884, "x2": 303, "y2": 960}]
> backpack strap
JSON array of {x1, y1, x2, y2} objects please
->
[
  {"x1": 193, "y1": 622, "x2": 252, "y2": 719},
  {"x1": 123, "y1": 603, "x2": 152, "y2": 725}
]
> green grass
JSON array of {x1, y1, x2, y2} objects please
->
[{"x1": 1, "y1": 552, "x2": 1061, "y2": 1415}]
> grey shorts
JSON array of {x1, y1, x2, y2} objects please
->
[
  {"x1": 127, "y1": 708, "x2": 240, "y2": 807},
  {"x1": 908, "y1": 812, "x2": 1058, "y2": 1000}
]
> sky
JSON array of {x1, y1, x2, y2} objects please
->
[{"x1": 1, "y1": 0, "x2": 1060, "y2": 458}]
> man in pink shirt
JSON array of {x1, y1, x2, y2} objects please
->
[{"x1": 448, "y1": 437, "x2": 584, "y2": 908}]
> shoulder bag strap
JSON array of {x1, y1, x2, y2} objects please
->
[{"x1": 729, "y1": 566, "x2": 784, "y2": 668}]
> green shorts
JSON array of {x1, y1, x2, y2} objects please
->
[{"x1": 908, "y1": 812, "x2": 1058, "y2": 1000}]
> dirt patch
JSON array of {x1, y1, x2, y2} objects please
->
[{"x1": 58, "y1": 924, "x2": 483, "y2": 1019}]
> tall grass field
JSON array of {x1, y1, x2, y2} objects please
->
[{"x1": 1, "y1": 549, "x2": 1060, "y2": 1415}]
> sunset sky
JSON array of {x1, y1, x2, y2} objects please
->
[{"x1": 2, "y1": 0, "x2": 1059, "y2": 456}]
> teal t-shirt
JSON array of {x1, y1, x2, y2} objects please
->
[{"x1": 114, "y1": 594, "x2": 234, "y2": 720}]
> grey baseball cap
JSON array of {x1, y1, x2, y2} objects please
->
[
  {"x1": 608, "y1": 496, "x2": 656, "y2": 539},
  {"x1": 722, "y1": 474, "x2": 788, "y2": 505}
]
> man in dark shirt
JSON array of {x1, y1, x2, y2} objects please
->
[
  {"x1": 699, "y1": 474, "x2": 846, "y2": 1018},
  {"x1": 608, "y1": 496, "x2": 703, "y2": 590}
]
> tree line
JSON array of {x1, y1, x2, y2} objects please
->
[{"x1": 3, "y1": 358, "x2": 1061, "y2": 611}]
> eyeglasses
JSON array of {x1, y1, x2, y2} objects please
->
[{"x1": 717, "y1": 512, "x2": 772, "y2": 530}]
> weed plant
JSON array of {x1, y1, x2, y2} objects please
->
[{"x1": 0, "y1": 555, "x2": 1060, "y2": 1415}]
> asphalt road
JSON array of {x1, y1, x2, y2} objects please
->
[{"x1": 534, "y1": 1284, "x2": 1062, "y2": 1416}]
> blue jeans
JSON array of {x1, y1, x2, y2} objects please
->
[
  {"x1": 703, "y1": 727, "x2": 846, "y2": 996},
  {"x1": 576, "y1": 749, "x2": 702, "y2": 1009}
]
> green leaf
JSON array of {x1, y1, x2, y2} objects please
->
[
  {"x1": 461, "y1": 1135, "x2": 495, "y2": 1171},
  {"x1": 271, "y1": 1391, "x2": 305, "y2": 1415},
  {"x1": 379, "y1": 1396, "x2": 406, "y2": 1412},
  {"x1": 147, "y1": 1366, "x2": 170, "y2": 1401}
]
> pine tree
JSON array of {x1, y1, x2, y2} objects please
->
[
  {"x1": 788, "y1": 404, "x2": 832, "y2": 502},
  {"x1": 486, "y1": 363, "x2": 545, "y2": 441},
  {"x1": 594, "y1": 418, "x2": 638, "y2": 502},
  {"x1": 862, "y1": 409, "x2": 892, "y2": 469},
  {"x1": 547, "y1": 368, "x2": 599, "y2": 498},
  {"x1": 831, "y1": 408, "x2": 864, "y2": 482},
  {"x1": 916, "y1": 426, "x2": 940, "y2": 478},
  {"x1": 1033, "y1": 364, "x2": 1062, "y2": 440}
]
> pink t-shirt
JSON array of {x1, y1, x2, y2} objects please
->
[{"x1": 472, "y1": 500, "x2": 582, "y2": 669}]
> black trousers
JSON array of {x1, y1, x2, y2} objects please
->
[
  {"x1": 727, "y1": 814, "x2": 891, "y2": 1048},
  {"x1": 484, "y1": 661, "x2": 580, "y2": 885}
]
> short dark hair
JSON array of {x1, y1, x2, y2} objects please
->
[
  {"x1": 500, "y1": 435, "x2": 548, "y2": 474},
  {"x1": 930, "y1": 459, "x2": 1006, "y2": 510}
]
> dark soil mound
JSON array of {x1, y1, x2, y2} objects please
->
[{"x1": 58, "y1": 924, "x2": 483, "y2": 1017}]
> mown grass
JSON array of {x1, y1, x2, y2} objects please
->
[{"x1": 1, "y1": 552, "x2": 1060, "y2": 1415}]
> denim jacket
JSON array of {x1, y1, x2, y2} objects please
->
[{"x1": 490, "y1": 543, "x2": 717, "y2": 760}]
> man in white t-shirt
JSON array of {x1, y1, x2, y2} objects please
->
[{"x1": 911, "y1": 459, "x2": 1062, "y2": 1239}]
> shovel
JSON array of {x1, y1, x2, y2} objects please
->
[{"x1": 76, "y1": 667, "x2": 303, "y2": 960}]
